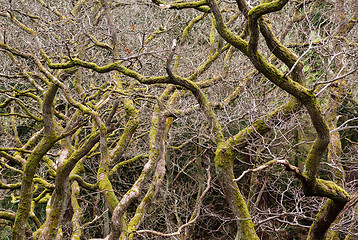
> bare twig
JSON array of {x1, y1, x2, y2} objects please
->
[
  {"x1": 135, "y1": 165, "x2": 211, "y2": 237},
  {"x1": 233, "y1": 159, "x2": 308, "y2": 183}
]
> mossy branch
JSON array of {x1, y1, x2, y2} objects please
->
[
  {"x1": 152, "y1": 0, "x2": 210, "y2": 12},
  {"x1": 303, "y1": 179, "x2": 350, "y2": 202},
  {"x1": 207, "y1": 0, "x2": 249, "y2": 54},
  {"x1": 0, "y1": 211, "x2": 16, "y2": 221},
  {"x1": 12, "y1": 84, "x2": 59, "y2": 240},
  {"x1": 0, "y1": 181, "x2": 22, "y2": 189},
  {"x1": 109, "y1": 154, "x2": 148, "y2": 177},
  {"x1": 166, "y1": 39, "x2": 224, "y2": 140}
]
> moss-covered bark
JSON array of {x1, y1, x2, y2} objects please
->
[
  {"x1": 307, "y1": 199, "x2": 347, "y2": 240},
  {"x1": 70, "y1": 164, "x2": 83, "y2": 240},
  {"x1": 12, "y1": 84, "x2": 59, "y2": 240},
  {"x1": 39, "y1": 141, "x2": 71, "y2": 240},
  {"x1": 108, "y1": 107, "x2": 165, "y2": 239},
  {"x1": 205, "y1": 0, "x2": 355, "y2": 238},
  {"x1": 123, "y1": 114, "x2": 173, "y2": 240},
  {"x1": 214, "y1": 142, "x2": 259, "y2": 239},
  {"x1": 307, "y1": 2, "x2": 356, "y2": 237},
  {"x1": 35, "y1": 93, "x2": 119, "y2": 238}
]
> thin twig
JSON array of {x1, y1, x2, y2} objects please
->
[
  {"x1": 135, "y1": 165, "x2": 211, "y2": 237},
  {"x1": 233, "y1": 159, "x2": 307, "y2": 183}
]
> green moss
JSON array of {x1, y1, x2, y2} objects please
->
[
  {"x1": 124, "y1": 99, "x2": 138, "y2": 116},
  {"x1": 148, "y1": 125, "x2": 158, "y2": 143},
  {"x1": 144, "y1": 27, "x2": 166, "y2": 45},
  {"x1": 126, "y1": 184, "x2": 157, "y2": 239},
  {"x1": 109, "y1": 155, "x2": 147, "y2": 176},
  {"x1": 38, "y1": 193, "x2": 51, "y2": 204},
  {"x1": 13, "y1": 122, "x2": 58, "y2": 238},
  {"x1": 182, "y1": 13, "x2": 206, "y2": 44},
  {"x1": 314, "y1": 179, "x2": 350, "y2": 202},
  {"x1": 253, "y1": 119, "x2": 267, "y2": 132},
  {"x1": 70, "y1": 181, "x2": 82, "y2": 240},
  {"x1": 261, "y1": 20, "x2": 302, "y2": 69},
  {"x1": 33, "y1": 178, "x2": 55, "y2": 189},
  {"x1": 214, "y1": 141, "x2": 235, "y2": 168},
  {"x1": 97, "y1": 168, "x2": 119, "y2": 210},
  {"x1": 248, "y1": 0, "x2": 288, "y2": 18},
  {"x1": 304, "y1": 136, "x2": 330, "y2": 180},
  {"x1": 99, "y1": 123, "x2": 107, "y2": 131},
  {"x1": 208, "y1": 0, "x2": 248, "y2": 54},
  {"x1": 214, "y1": 149, "x2": 259, "y2": 239}
]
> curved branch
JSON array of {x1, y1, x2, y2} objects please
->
[
  {"x1": 152, "y1": 0, "x2": 210, "y2": 12},
  {"x1": 12, "y1": 84, "x2": 59, "y2": 240},
  {"x1": 233, "y1": 159, "x2": 308, "y2": 183}
]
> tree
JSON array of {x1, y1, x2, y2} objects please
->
[{"x1": 0, "y1": 0, "x2": 357, "y2": 239}]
